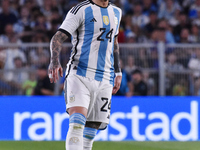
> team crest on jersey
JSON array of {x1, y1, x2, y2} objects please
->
[{"x1": 103, "y1": 16, "x2": 109, "y2": 25}]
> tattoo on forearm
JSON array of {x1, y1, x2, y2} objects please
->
[
  {"x1": 50, "y1": 31, "x2": 68, "y2": 67},
  {"x1": 114, "y1": 41, "x2": 121, "y2": 73},
  {"x1": 114, "y1": 43, "x2": 119, "y2": 52}
]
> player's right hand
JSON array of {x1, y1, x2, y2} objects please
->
[{"x1": 48, "y1": 61, "x2": 63, "y2": 83}]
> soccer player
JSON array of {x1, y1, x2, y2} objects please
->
[{"x1": 48, "y1": 0, "x2": 122, "y2": 149}]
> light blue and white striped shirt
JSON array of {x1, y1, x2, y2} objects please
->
[{"x1": 59, "y1": 0, "x2": 122, "y2": 84}]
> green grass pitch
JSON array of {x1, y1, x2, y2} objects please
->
[{"x1": 0, "y1": 141, "x2": 200, "y2": 150}]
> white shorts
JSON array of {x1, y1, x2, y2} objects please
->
[{"x1": 64, "y1": 74, "x2": 113, "y2": 129}]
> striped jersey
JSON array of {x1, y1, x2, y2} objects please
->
[{"x1": 59, "y1": 0, "x2": 122, "y2": 84}]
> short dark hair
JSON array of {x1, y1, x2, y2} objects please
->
[
  {"x1": 13, "y1": 57, "x2": 22, "y2": 62},
  {"x1": 132, "y1": 68, "x2": 142, "y2": 75},
  {"x1": 38, "y1": 65, "x2": 47, "y2": 70}
]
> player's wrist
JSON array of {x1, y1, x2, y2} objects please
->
[{"x1": 115, "y1": 72, "x2": 122, "y2": 77}]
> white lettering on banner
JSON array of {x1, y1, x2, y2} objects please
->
[
  {"x1": 54, "y1": 113, "x2": 69, "y2": 140},
  {"x1": 126, "y1": 106, "x2": 146, "y2": 141},
  {"x1": 109, "y1": 112, "x2": 127, "y2": 141},
  {"x1": 14, "y1": 112, "x2": 68, "y2": 140},
  {"x1": 95, "y1": 101, "x2": 199, "y2": 141},
  {"x1": 28, "y1": 112, "x2": 52, "y2": 141},
  {"x1": 14, "y1": 112, "x2": 31, "y2": 140},
  {"x1": 13, "y1": 101, "x2": 198, "y2": 141},
  {"x1": 171, "y1": 101, "x2": 198, "y2": 141},
  {"x1": 146, "y1": 112, "x2": 169, "y2": 141}
]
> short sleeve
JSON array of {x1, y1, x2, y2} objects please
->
[
  {"x1": 59, "y1": 7, "x2": 83, "y2": 35},
  {"x1": 113, "y1": 7, "x2": 122, "y2": 37}
]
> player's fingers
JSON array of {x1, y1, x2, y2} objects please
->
[
  {"x1": 59, "y1": 67, "x2": 63, "y2": 77},
  {"x1": 50, "y1": 78, "x2": 53, "y2": 83},
  {"x1": 112, "y1": 89, "x2": 116, "y2": 94},
  {"x1": 117, "y1": 83, "x2": 120, "y2": 90},
  {"x1": 54, "y1": 68, "x2": 59, "y2": 83},
  {"x1": 52, "y1": 70, "x2": 55, "y2": 83},
  {"x1": 52, "y1": 69, "x2": 57, "y2": 83},
  {"x1": 55, "y1": 68, "x2": 58, "y2": 81},
  {"x1": 115, "y1": 82, "x2": 119, "y2": 89},
  {"x1": 112, "y1": 89, "x2": 117, "y2": 94},
  {"x1": 49, "y1": 74, "x2": 53, "y2": 83},
  {"x1": 56, "y1": 68, "x2": 61, "y2": 81},
  {"x1": 112, "y1": 89, "x2": 115, "y2": 94},
  {"x1": 48, "y1": 69, "x2": 53, "y2": 83},
  {"x1": 112, "y1": 85, "x2": 117, "y2": 94},
  {"x1": 116, "y1": 80, "x2": 121, "y2": 90},
  {"x1": 112, "y1": 80, "x2": 121, "y2": 94}
]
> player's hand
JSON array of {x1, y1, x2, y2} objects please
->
[
  {"x1": 112, "y1": 75, "x2": 122, "y2": 95},
  {"x1": 48, "y1": 61, "x2": 63, "y2": 83}
]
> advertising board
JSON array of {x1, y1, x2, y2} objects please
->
[{"x1": 0, "y1": 96, "x2": 199, "y2": 141}]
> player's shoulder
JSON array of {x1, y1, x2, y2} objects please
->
[
  {"x1": 109, "y1": 2, "x2": 122, "y2": 13},
  {"x1": 69, "y1": 0, "x2": 92, "y2": 15}
]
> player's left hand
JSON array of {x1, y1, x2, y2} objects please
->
[
  {"x1": 48, "y1": 61, "x2": 63, "y2": 83},
  {"x1": 112, "y1": 75, "x2": 122, "y2": 94}
]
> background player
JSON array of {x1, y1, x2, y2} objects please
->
[{"x1": 48, "y1": 0, "x2": 122, "y2": 149}]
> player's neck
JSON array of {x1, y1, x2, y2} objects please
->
[{"x1": 92, "y1": 0, "x2": 109, "y2": 8}]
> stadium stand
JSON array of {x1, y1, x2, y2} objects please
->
[{"x1": 0, "y1": 0, "x2": 200, "y2": 96}]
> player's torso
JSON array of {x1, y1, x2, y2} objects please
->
[
  {"x1": 69, "y1": 2, "x2": 121, "y2": 84},
  {"x1": 81, "y1": 4, "x2": 119, "y2": 43}
]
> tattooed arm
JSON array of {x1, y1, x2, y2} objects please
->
[
  {"x1": 112, "y1": 36, "x2": 122, "y2": 94},
  {"x1": 113, "y1": 36, "x2": 121, "y2": 73},
  {"x1": 48, "y1": 31, "x2": 68, "y2": 83}
]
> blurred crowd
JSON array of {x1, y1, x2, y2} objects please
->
[
  {"x1": 1, "y1": 0, "x2": 200, "y2": 44},
  {"x1": 117, "y1": 0, "x2": 200, "y2": 44},
  {"x1": 0, "y1": 0, "x2": 200, "y2": 96}
]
